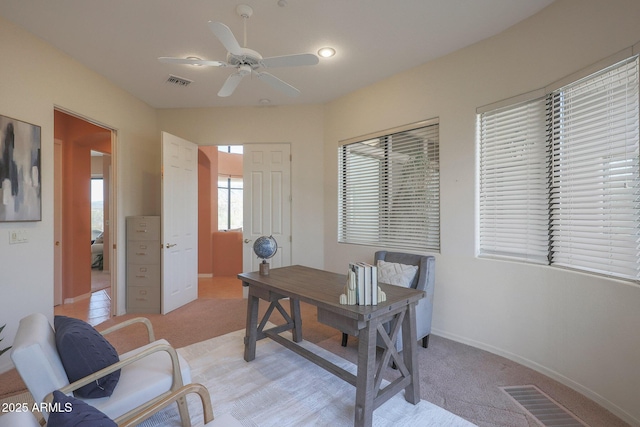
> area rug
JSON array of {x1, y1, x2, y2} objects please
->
[{"x1": 140, "y1": 328, "x2": 476, "y2": 427}]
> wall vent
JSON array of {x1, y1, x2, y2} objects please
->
[
  {"x1": 166, "y1": 74, "x2": 193, "y2": 87},
  {"x1": 501, "y1": 385, "x2": 587, "y2": 427}
]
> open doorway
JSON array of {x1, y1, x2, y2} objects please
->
[
  {"x1": 90, "y1": 155, "x2": 111, "y2": 293},
  {"x1": 198, "y1": 145, "x2": 244, "y2": 279},
  {"x1": 54, "y1": 109, "x2": 117, "y2": 323}
]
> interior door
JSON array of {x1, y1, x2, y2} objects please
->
[
  {"x1": 161, "y1": 132, "x2": 198, "y2": 314},
  {"x1": 242, "y1": 143, "x2": 292, "y2": 273}
]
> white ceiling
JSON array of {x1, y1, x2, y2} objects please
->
[{"x1": 0, "y1": 0, "x2": 554, "y2": 109}]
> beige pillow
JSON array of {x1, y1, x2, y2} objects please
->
[{"x1": 377, "y1": 260, "x2": 418, "y2": 288}]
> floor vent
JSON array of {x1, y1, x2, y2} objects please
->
[
  {"x1": 166, "y1": 74, "x2": 193, "y2": 87},
  {"x1": 501, "y1": 385, "x2": 587, "y2": 427}
]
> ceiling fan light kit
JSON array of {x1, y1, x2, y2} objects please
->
[
  {"x1": 158, "y1": 4, "x2": 319, "y2": 99},
  {"x1": 318, "y1": 47, "x2": 336, "y2": 58}
]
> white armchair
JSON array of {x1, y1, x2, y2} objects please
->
[
  {"x1": 0, "y1": 411, "x2": 40, "y2": 427},
  {"x1": 0, "y1": 385, "x2": 242, "y2": 427},
  {"x1": 119, "y1": 383, "x2": 242, "y2": 427},
  {"x1": 11, "y1": 313, "x2": 192, "y2": 426}
]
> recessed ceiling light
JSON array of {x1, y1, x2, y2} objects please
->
[
  {"x1": 318, "y1": 47, "x2": 336, "y2": 58},
  {"x1": 259, "y1": 98, "x2": 271, "y2": 105}
]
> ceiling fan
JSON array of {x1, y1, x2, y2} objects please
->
[{"x1": 158, "y1": 4, "x2": 319, "y2": 98}]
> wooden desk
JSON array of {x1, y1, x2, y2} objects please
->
[{"x1": 238, "y1": 265, "x2": 424, "y2": 427}]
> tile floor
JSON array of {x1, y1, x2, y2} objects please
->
[
  {"x1": 54, "y1": 276, "x2": 243, "y2": 325},
  {"x1": 54, "y1": 289, "x2": 112, "y2": 326}
]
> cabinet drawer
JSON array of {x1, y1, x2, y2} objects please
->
[
  {"x1": 127, "y1": 286, "x2": 160, "y2": 313},
  {"x1": 127, "y1": 241, "x2": 160, "y2": 265},
  {"x1": 127, "y1": 265, "x2": 160, "y2": 287},
  {"x1": 126, "y1": 216, "x2": 160, "y2": 241}
]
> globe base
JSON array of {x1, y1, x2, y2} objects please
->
[{"x1": 259, "y1": 260, "x2": 270, "y2": 276}]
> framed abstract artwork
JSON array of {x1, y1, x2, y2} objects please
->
[{"x1": 0, "y1": 115, "x2": 41, "y2": 222}]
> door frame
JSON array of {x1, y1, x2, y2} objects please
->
[
  {"x1": 53, "y1": 106, "x2": 118, "y2": 314},
  {"x1": 53, "y1": 139, "x2": 63, "y2": 306}
]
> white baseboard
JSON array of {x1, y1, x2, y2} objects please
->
[{"x1": 431, "y1": 327, "x2": 639, "y2": 427}]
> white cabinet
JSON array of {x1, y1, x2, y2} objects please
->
[{"x1": 126, "y1": 216, "x2": 160, "y2": 313}]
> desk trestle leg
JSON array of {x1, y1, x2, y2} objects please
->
[
  {"x1": 244, "y1": 290, "x2": 304, "y2": 362},
  {"x1": 244, "y1": 291, "x2": 260, "y2": 362},
  {"x1": 354, "y1": 304, "x2": 421, "y2": 426}
]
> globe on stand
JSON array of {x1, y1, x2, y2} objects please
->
[{"x1": 253, "y1": 235, "x2": 278, "y2": 275}]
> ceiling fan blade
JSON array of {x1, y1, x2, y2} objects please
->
[
  {"x1": 158, "y1": 57, "x2": 227, "y2": 67},
  {"x1": 218, "y1": 72, "x2": 246, "y2": 97},
  {"x1": 256, "y1": 72, "x2": 300, "y2": 98},
  {"x1": 260, "y1": 53, "x2": 319, "y2": 68},
  {"x1": 208, "y1": 21, "x2": 243, "y2": 56}
]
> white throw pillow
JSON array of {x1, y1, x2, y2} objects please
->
[{"x1": 377, "y1": 260, "x2": 418, "y2": 288}]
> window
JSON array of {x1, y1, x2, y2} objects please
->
[
  {"x1": 338, "y1": 119, "x2": 440, "y2": 252},
  {"x1": 218, "y1": 176, "x2": 243, "y2": 230},
  {"x1": 218, "y1": 145, "x2": 243, "y2": 154},
  {"x1": 217, "y1": 145, "x2": 243, "y2": 231},
  {"x1": 91, "y1": 178, "x2": 104, "y2": 240},
  {"x1": 478, "y1": 98, "x2": 549, "y2": 263},
  {"x1": 479, "y1": 55, "x2": 640, "y2": 281}
]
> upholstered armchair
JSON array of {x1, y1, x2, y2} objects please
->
[
  {"x1": 0, "y1": 411, "x2": 40, "y2": 427},
  {"x1": 11, "y1": 313, "x2": 192, "y2": 426},
  {"x1": 119, "y1": 383, "x2": 242, "y2": 427},
  {"x1": 341, "y1": 251, "x2": 435, "y2": 351},
  {"x1": 0, "y1": 384, "x2": 242, "y2": 427}
]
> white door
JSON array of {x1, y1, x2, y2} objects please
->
[
  {"x1": 243, "y1": 143, "x2": 292, "y2": 272},
  {"x1": 161, "y1": 132, "x2": 198, "y2": 314}
]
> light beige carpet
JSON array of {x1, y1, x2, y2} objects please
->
[{"x1": 140, "y1": 328, "x2": 477, "y2": 427}]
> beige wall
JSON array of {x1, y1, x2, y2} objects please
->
[
  {"x1": 323, "y1": 0, "x2": 640, "y2": 424},
  {"x1": 0, "y1": 15, "x2": 159, "y2": 373}
]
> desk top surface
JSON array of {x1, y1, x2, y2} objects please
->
[{"x1": 238, "y1": 265, "x2": 424, "y2": 321}]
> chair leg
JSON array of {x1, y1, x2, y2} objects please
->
[
  {"x1": 177, "y1": 394, "x2": 191, "y2": 427},
  {"x1": 422, "y1": 334, "x2": 430, "y2": 348},
  {"x1": 341, "y1": 332, "x2": 348, "y2": 347}
]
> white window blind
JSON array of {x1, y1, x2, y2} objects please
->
[
  {"x1": 549, "y1": 57, "x2": 640, "y2": 280},
  {"x1": 338, "y1": 122, "x2": 440, "y2": 252},
  {"x1": 478, "y1": 98, "x2": 549, "y2": 263},
  {"x1": 478, "y1": 55, "x2": 640, "y2": 282}
]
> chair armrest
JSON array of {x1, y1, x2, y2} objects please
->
[
  {"x1": 99, "y1": 317, "x2": 155, "y2": 343},
  {"x1": 43, "y1": 342, "x2": 185, "y2": 424},
  {"x1": 118, "y1": 383, "x2": 213, "y2": 427}
]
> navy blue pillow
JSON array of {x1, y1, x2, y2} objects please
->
[
  {"x1": 54, "y1": 316, "x2": 121, "y2": 398},
  {"x1": 48, "y1": 390, "x2": 117, "y2": 427}
]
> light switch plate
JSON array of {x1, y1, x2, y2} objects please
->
[{"x1": 9, "y1": 229, "x2": 28, "y2": 244}]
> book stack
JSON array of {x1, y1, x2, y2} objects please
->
[{"x1": 340, "y1": 262, "x2": 382, "y2": 306}]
